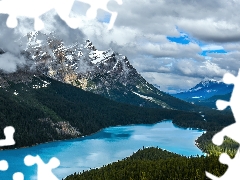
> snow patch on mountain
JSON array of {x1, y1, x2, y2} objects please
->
[
  {"x1": 0, "y1": 31, "x2": 197, "y2": 111},
  {"x1": 192, "y1": 96, "x2": 202, "y2": 99},
  {"x1": 89, "y1": 49, "x2": 114, "y2": 64},
  {"x1": 172, "y1": 78, "x2": 233, "y2": 102},
  {"x1": 188, "y1": 79, "x2": 222, "y2": 92},
  {"x1": 132, "y1": 91, "x2": 153, "y2": 100}
]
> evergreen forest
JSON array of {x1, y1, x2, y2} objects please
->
[
  {"x1": 0, "y1": 76, "x2": 235, "y2": 150},
  {"x1": 64, "y1": 147, "x2": 228, "y2": 180},
  {"x1": 0, "y1": 75, "x2": 238, "y2": 179}
]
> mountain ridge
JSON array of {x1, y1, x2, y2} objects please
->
[
  {"x1": 0, "y1": 31, "x2": 197, "y2": 111},
  {"x1": 171, "y1": 79, "x2": 233, "y2": 104},
  {"x1": 0, "y1": 32, "x2": 235, "y2": 155},
  {"x1": 1, "y1": 74, "x2": 223, "y2": 150}
]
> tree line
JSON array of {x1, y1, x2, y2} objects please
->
[{"x1": 64, "y1": 147, "x2": 228, "y2": 180}]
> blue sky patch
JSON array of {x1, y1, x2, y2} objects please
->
[
  {"x1": 200, "y1": 49, "x2": 227, "y2": 56},
  {"x1": 167, "y1": 34, "x2": 190, "y2": 44},
  {"x1": 167, "y1": 27, "x2": 228, "y2": 57}
]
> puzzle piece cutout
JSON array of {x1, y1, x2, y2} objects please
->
[
  {"x1": 0, "y1": 159, "x2": 24, "y2": 180},
  {"x1": 0, "y1": 126, "x2": 15, "y2": 147},
  {"x1": 0, "y1": 160, "x2": 8, "y2": 171},
  {"x1": 77, "y1": 0, "x2": 122, "y2": 30},
  {"x1": 24, "y1": 155, "x2": 60, "y2": 180},
  {"x1": 0, "y1": 0, "x2": 122, "y2": 30},
  {"x1": 12, "y1": 172, "x2": 24, "y2": 180},
  {"x1": 1, "y1": 155, "x2": 60, "y2": 180},
  {"x1": 0, "y1": 0, "x2": 79, "y2": 30},
  {"x1": 206, "y1": 69, "x2": 240, "y2": 179},
  {"x1": 216, "y1": 71, "x2": 240, "y2": 121},
  {"x1": 211, "y1": 71, "x2": 240, "y2": 146},
  {"x1": 206, "y1": 149, "x2": 240, "y2": 179},
  {"x1": 0, "y1": 126, "x2": 60, "y2": 180}
]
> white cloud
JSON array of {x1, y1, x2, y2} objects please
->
[
  {"x1": 173, "y1": 59, "x2": 228, "y2": 78},
  {"x1": 210, "y1": 51, "x2": 240, "y2": 74},
  {"x1": 177, "y1": 18, "x2": 240, "y2": 43},
  {"x1": 221, "y1": 43, "x2": 240, "y2": 51},
  {"x1": 0, "y1": 52, "x2": 25, "y2": 73},
  {"x1": 141, "y1": 72, "x2": 202, "y2": 93},
  {"x1": 0, "y1": 0, "x2": 240, "y2": 91},
  {"x1": 201, "y1": 45, "x2": 224, "y2": 51},
  {"x1": 138, "y1": 42, "x2": 203, "y2": 60}
]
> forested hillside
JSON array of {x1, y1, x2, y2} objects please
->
[
  {"x1": 0, "y1": 75, "x2": 234, "y2": 150},
  {"x1": 64, "y1": 147, "x2": 228, "y2": 180}
]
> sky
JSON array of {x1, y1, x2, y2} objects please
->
[{"x1": 0, "y1": 0, "x2": 240, "y2": 93}]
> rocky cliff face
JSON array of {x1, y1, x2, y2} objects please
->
[
  {"x1": 19, "y1": 32, "x2": 145, "y2": 91},
  {"x1": 0, "y1": 31, "x2": 195, "y2": 110}
]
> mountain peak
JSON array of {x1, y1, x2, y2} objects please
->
[
  {"x1": 189, "y1": 79, "x2": 222, "y2": 92},
  {"x1": 84, "y1": 39, "x2": 96, "y2": 51},
  {"x1": 0, "y1": 31, "x2": 196, "y2": 111},
  {"x1": 172, "y1": 78, "x2": 233, "y2": 104},
  {"x1": 201, "y1": 79, "x2": 221, "y2": 85}
]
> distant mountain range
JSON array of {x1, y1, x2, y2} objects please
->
[
  {"x1": 171, "y1": 79, "x2": 233, "y2": 108},
  {"x1": 0, "y1": 31, "x2": 235, "y2": 150}
]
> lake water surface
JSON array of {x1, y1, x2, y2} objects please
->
[{"x1": 0, "y1": 120, "x2": 205, "y2": 180}]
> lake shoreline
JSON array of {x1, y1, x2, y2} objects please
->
[
  {"x1": 0, "y1": 119, "x2": 205, "y2": 157},
  {"x1": 0, "y1": 120, "x2": 206, "y2": 180}
]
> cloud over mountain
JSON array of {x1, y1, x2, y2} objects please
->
[{"x1": 0, "y1": 0, "x2": 239, "y2": 92}]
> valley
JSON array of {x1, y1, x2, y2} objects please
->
[
  {"x1": 0, "y1": 120, "x2": 205, "y2": 179},
  {"x1": 0, "y1": 70, "x2": 237, "y2": 180},
  {"x1": 0, "y1": 32, "x2": 238, "y2": 180},
  {"x1": 0, "y1": 74, "x2": 222, "y2": 150}
]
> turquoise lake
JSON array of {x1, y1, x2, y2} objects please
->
[{"x1": 0, "y1": 120, "x2": 205, "y2": 180}]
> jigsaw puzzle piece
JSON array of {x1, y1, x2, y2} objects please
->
[
  {"x1": 214, "y1": 70, "x2": 240, "y2": 121},
  {"x1": 107, "y1": 11, "x2": 118, "y2": 30},
  {"x1": 228, "y1": 73, "x2": 240, "y2": 121},
  {"x1": 24, "y1": 155, "x2": 60, "y2": 180},
  {"x1": 0, "y1": 0, "x2": 17, "y2": 28},
  {"x1": 212, "y1": 132, "x2": 225, "y2": 146},
  {"x1": 77, "y1": 0, "x2": 122, "y2": 29},
  {"x1": 0, "y1": 0, "x2": 79, "y2": 30},
  {"x1": 206, "y1": 171, "x2": 220, "y2": 180},
  {"x1": 12, "y1": 172, "x2": 24, "y2": 180},
  {"x1": 6, "y1": 15, "x2": 18, "y2": 28},
  {"x1": 34, "y1": 17, "x2": 44, "y2": 31},
  {"x1": 212, "y1": 123, "x2": 240, "y2": 146},
  {"x1": 0, "y1": 126, "x2": 15, "y2": 147},
  {"x1": 106, "y1": 0, "x2": 122, "y2": 30},
  {"x1": 207, "y1": 149, "x2": 240, "y2": 179},
  {"x1": 77, "y1": 0, "x2": 108, "y2": 19},
  {"x1": 222, "y1": 73, "x2": 236, "y2": 85},
  {"x1": 55, "y1": 0, "x2": 80, "y2": 29},
  {"x1": 0, "y1": 0, "x2": 54, "y2": 30},
  {"x1": 219, "y1": 70, "x2": 240, "y2": 121},
  {"x1": 0, "y1": 0, "x2": 122, "y2": 30},
  {"x1": 216, "y1": 100, "x2": 230, "y2": 111},
  {"x1": 0, "y1": 160, "x2": 8, "y2": 171},
  {"x1": 206, "y1": 153, "x2": 231, "y2": 180},
  {"x1": 207, "y1": 70, "x2": 240, "y2": 179}
]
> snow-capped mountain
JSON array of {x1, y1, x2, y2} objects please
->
[
  {"x1": 0, "y1": 31, "x2": 196, "y2": 110},
  {"x1": 188, "y1": 79, "x2": 221, "y2": 92},
  {"x1": 171, "y1": 79, "x2": 233, "y2": 102}
]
